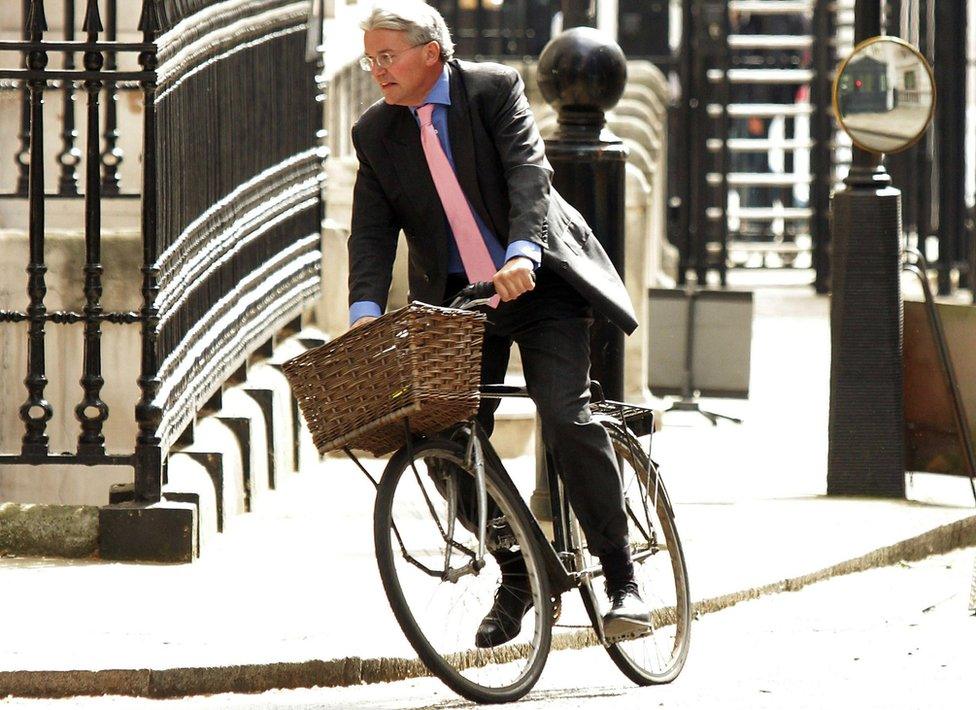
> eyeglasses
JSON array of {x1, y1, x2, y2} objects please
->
[{"x1": 359, "y1": 43, "x2": 426, "y2": 71}]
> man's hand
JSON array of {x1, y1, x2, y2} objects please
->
[
  {"x1": 492, "y1": 257, "x2": 536, "y2": 302},
  {"x1": 350, "y1": 316, "x2": 377, "y2": 330}
]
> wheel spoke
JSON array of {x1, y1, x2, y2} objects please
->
[
  {"x1": 375, "y1": 442, "x2": 553, "y2": 703},
  {"x1": 574, "y1": 424, "x2": 691, "y2": 684}
]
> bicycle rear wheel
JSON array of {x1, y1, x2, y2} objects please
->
[
  {"x1": 374, "y1": 437, "x2": 553, "y2": 704},
  {"x1": 575, "y1": 422, "x2": 692, "y2": 684}
]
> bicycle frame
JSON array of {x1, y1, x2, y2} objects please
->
[
  {"x1": 343, "y1": 371, "x2": 671, "y2": 599},
  {"x1": 463, "y1": 416, "x2": 579, "y2": 595},
  {"x1": 471, "y1": 384, "x2": 672, "y2": 591},
  {"x1": 469, "y1": 385, "x2": 671, "y2": 648}
]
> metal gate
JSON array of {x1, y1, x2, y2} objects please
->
[{"x1": 675, "y1": 0, "x2": 843, "y2": 288}]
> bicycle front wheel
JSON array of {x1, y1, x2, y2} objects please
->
[
  {"x1": 374, "y1": 437, "x2": 553, "y2": 704},
  {"x1": 576, "y1": 422, "x2": 692, "y2": 684}
]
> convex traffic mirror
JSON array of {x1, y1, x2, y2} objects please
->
[{"x1": 833, "y1": 36, "x2": 936, "y2": 154}]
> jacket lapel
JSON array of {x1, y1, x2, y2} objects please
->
[
  {"x1": 382, "y1": 108, "x2": 449, "y2": 272},
  {"x1": 383, "y1": 108, "x2": 438, "y2": 214},
  {"x1": 447, "y1": 62, "x2": 497, "y2": 237}
]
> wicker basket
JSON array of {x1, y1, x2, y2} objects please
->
[{"x1": 282, "y1": 302, "x2": 486, "y2": 456}]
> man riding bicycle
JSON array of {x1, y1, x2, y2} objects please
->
[{"x1": 347, "y1": 0, "x2": 650, "y2": 645}]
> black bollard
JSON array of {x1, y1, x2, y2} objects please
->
[
  {"x1": 826, "y1": 0, "x2": 905, "y2": 498},
  {"x1": 537, "y1": 26, "x2": 628, "y2": 401},
  {"x1": 561, "y1": 0, "x2": 595, "y2": 30}
]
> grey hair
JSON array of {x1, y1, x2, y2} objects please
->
[{"x1": 361, "y1": 0, "x2": 455, "y2": 62}]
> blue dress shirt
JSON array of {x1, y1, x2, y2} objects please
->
[{"x1": 350, "y1": 64, "x2": 542, "y2": 325}]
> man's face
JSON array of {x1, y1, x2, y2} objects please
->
[{"x1": 363, "y1": 29, "x2": 442, "y2": 106}]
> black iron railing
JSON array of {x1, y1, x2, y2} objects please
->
[
  {"x1": 4, "y1": 0, "x2": 137, "y2": 199},
  {"x1": 430, "y1": 0, "x2": 556, "y2": 59},
  {"x1": 0, "y1": 0, "x2": 324, "y2": 503},
  {"x1": 810, "y1": 0, "x2": 836, "y2": 294}
]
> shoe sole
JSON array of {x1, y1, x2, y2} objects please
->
[{"x1": 603, "y1": 616, "x2": 653, "y2": 644}]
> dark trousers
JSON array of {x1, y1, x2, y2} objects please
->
[{"x1": 444, "y1": 268, "x2": 629, "y2": 559}]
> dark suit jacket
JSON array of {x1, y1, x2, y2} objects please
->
[{"x1": 348, "y1": 59, "x2": 638, "y2": 335}]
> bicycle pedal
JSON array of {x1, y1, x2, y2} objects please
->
[
  {"x1": 552, "y1": 595, "x2": 562, "y2": 624},
  {"x1": 603, "y1": 618, "x2": 653, "y2": 645}
]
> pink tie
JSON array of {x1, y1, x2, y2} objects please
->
[{"x1": 417, "y1": 103, "x2": 499, "y2": 307}]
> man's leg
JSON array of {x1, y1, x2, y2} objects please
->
[
  {"x1": 514, "y1": 315, "x2": 650, "y2": 634},
  {"x1": 515, "y1": 317, "x2": 628, "y2": 559}
]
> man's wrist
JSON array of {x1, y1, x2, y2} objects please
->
[
  {"x1": 349, "y1": 300, "x2": 382, "y2": 326},
  {"x1": 505, "y1": 240, "x2": 542, "y2": 270},
  {"x1": 505, "y1": 255, "x2": 534, "y2": 267}
]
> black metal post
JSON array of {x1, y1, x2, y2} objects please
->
[
  {"x1": 934, "y1": 0, "x2": 967, "y2": 293},
  {"x1": 134, "y1": 0, "x2": 162, "y2": 502},
  {"x1": 915, "y1": 0, "x2": 934, "y2": 273},
  {"x1": 705, "y1": 1, "x2": 730, "y2": 286},
  {"x1": 475, "y1": 0, "x2": 486, "y2": 56},
  {"x1": 883, "y1": 0, "x2": 917, "y2": 251},
  {"x1": 447, "y1": 0, "x2": 461, "y2": 56},
  {"x1": 15, "y1": 0, "x2": 31, "y2": 196},
  {"x1": 672, "y1": 0, "x2": 695, "y2": 286},
  {"x1": 56, "y1": 0, "x2": 80, "y2": 196},
  {"x1": 76, "y1": 0, "x2": 107, "y2": 457},
  {"x1": 810, "y1": 0, "x2": 834, "y2": 294},
  {"x1": 20, "y1": 0, "x2": 53, "y2": 457},
  {"x1": 100, "y1": 0, "x2": 122, "y2": 195},
  {"x1": 561, "y1": 0, "x2": 594, "y2": 30},
  {"x1": 538, "y1": 27, "x2": 628, "y2": 401},
  {"x1": 688, "y1": 2, "x2": 709, "y2": 284},
  {"x1": 883, "y1": 0, "x2": 897, "y2": 33},
  {"x1": 617, "y1": 0, "x2": 669, "y2": 66},
  {"x1": 685, "y1": 0, "x2": 725, "y2": 285},
  {"x1": 826, "y1": 0, "x2": 905, "y2": 498}
]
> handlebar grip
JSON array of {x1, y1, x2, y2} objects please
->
[
  {"x1": 465, "y1": 281, "x2": 496, "y2": 300},
  {"x1": 446, "y1": 280, "x2": 497, "y2": 310}
]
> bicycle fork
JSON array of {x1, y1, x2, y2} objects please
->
[
  {"x1": 464, "y1": 424, "x2": 489, "y2": 573},
  {"x1": 435, "y1": 423, "x2": 489, "y2": 584},
  {"x1": 436, "y1": 420, "x2": 580, "y2": 595}
]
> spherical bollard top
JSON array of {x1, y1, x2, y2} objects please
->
[{"x1": 537, "y1": 26, "x2": 627, "y2": 115}]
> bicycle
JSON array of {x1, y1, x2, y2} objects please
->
[{"x1": 347, "y1": 283, "x2": 692, "y2": 704}]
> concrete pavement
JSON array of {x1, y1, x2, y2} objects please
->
[
  {"x1": 2, "y1": 546, "x2": 973, "y2": 708},
  {"x1": 0, "y1": 279, "x2": 974, "y2": 699}
]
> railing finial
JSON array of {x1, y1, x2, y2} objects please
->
[
  {"x1": 138, "y1": 0, "x2": 161, "y2": 36},
  {"x1": 26, "y1": 0, "x2": 47, "y2": 39},
  {"x1": 83, "y1": 0, "x2": 103, "y2": 35}
]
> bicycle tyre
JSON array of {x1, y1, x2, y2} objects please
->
[
  {"x1": 576, "y1": 422, "x2": 692, "y2": 685},
  {"x1": 374, "y1": 437, "x2": 553, "y2": 704}
]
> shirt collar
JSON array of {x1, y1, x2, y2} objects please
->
[{"x1": 410, "y1": 64, "x2": 451, "y2": 115}]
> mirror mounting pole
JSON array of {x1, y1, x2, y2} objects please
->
[
  {"x1": 846, "y1": 0, "x2": 889, "y2": 188},
  {"x1": 827, "y1": 0, "x2": 907, "y2": 499}
]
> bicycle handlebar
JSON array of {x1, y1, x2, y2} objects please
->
[{"x1": 447, "y1": 281, "x2": 496, "y2": 310}]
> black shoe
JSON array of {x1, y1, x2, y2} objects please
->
[
  {"x1": 475, "y1": 559, "x2": 534, "y2": 648},
  {"x1": 602, "y1": 581, "x2": 651, "y2": 640}
]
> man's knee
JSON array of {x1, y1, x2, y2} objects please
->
[{"x1": 539, "y1": 405, "x2": 595, "y2": 443}]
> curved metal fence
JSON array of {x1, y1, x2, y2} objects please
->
[{"x1": 0, "y1": 0, "x2": 325, "y2": 503}]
